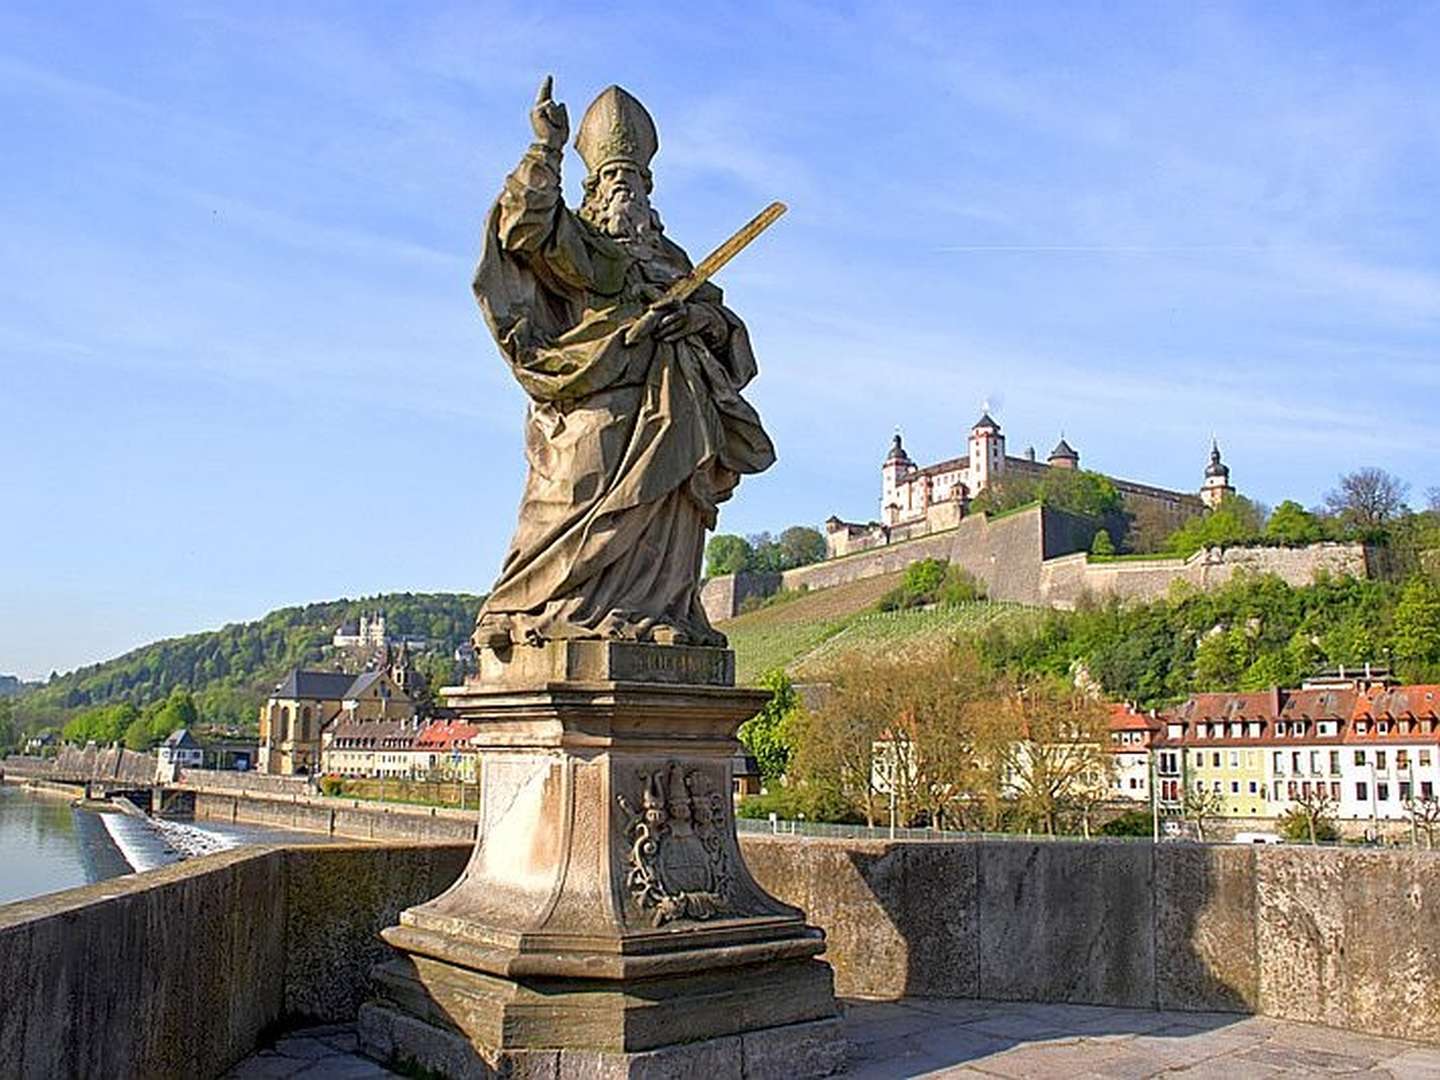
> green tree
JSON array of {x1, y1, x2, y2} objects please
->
[
  {"x1": 738, "y1": 670, "x2": 799, "y2": 785},
  {"x1": 1393, "y1": 576, "x2": 1440, "y2": 680},
  {"x1": 705, "y1": 534, "x2": 753, "y2": 577},
  {"x1": 1090, "y1": 529, "x2": 1115, "y2": 556},
  {"x1": 0, "y1": 699, "x2": 15, "y2": 756},
  {"x1": 123, "y1": 715, "x2": 153, "y2": 751},
  {"x1": 149, "y1": 688, "x2": 198, "y2": 741},
  {"x1": 1164, "y1": 495, "x2": 1265, "y2": 556},
  {"x1": 777, "y1": 526, "x2": 827, "y2": 570},
  {"x1": 1265, "y1": 501, "x2": 1325, "y2": 545}
]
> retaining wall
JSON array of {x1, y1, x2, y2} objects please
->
[{"x1": 193, "y1": 790, "x2": 478, "y2": 843}]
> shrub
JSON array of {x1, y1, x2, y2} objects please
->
[
  {"x1": 318, "y1": 774, "x2": 345, "y2": 797},
  {"x1": 1099, "y1": 809, "x2": 1153, "y2": 837}
]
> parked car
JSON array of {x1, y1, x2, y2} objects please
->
[{"x1": 1232, "y1": 831, "x2": 1283, "y2": 845}]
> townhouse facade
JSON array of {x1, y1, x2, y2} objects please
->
[{"x1": 1116, "y1": 671, "x2": 1440, "y2": 837}]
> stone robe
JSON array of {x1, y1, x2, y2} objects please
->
[{"x1": 472, "y1": 143, "x2": 775, "y2": 646}]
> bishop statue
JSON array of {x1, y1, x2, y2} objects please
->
[{"x1": 471, "y1": 78, "x2": 775, "y2": 650}]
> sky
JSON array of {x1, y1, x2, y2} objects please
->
[{"x1": 3, "y1": 2, "x2": 1439, "y2": 680}]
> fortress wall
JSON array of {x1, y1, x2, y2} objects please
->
[
  {"x1": 702, "y1": 508, "x2": 1372, "y2": 622},
  {"x1": 1040, "y1": 542, "x2": 1372, "y2": 609}
]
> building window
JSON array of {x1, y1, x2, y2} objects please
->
[
  {"x1": 1400, "y1": 781, "x2": 1413, "y2": 802},
  {"x1": 1329, "y1": 750, "x2": 1341, "y2": 776},
  {"x1": 1249, "y1": 780, "x2": 1258, "y2": 794},
  {"x1": 1355, "y1": 750, "x2": 1367, "y2": 766},
  {"x1": 1230, "y1": 780, "x2": 1239, "y2": 794},
  {"x1": 1398, "y1": 749, "x2": 1410, "y2": 770},
  {"x1": 1377, "y1": 751, "x2": 1388, "y2": 771},
  {"x1": 1229, "y1": 751, "x2": 1239, "y2": 768},
  {"x1": 1330, "y1": 782, "x2": 1340, "y2": 801},
  {"x1": 1212, "y1": 780, "x2": 1222, "y2": 793},
  {"x1": 1378, "y1": 782, "x2": 1390, "y2": 802},
  {"x1": 1273, "y1": 751, "x2": 1284, "y2": 775},
  {"x1": 1422, "y1": 750, "x2": 1433, "y2": 768},
  {"x1": 1292, "y1": 751, "x2": 1302, "y2": 774},
  {"x1": 1424, "y1": 781, "x2": 1434, "y2": 800},
  {"x1": 1356, "y1": 781, "x2": 1369, "y2": 802},
  {"x1": 1212, "y1": 751, "x2": 1221, "y2": 768}
]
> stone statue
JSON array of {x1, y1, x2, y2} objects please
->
[{"x1": 471, "y1": 77, "x2": 775, "y2": 650}]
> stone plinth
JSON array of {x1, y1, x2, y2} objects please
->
[{"x1": 359, "y1": 641, "x2": 844, "y2": 1078}]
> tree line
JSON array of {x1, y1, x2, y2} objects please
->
[
  {"x1": 8, "y1": 592, "x2": 483, "y2": 739},
  {"x1": 705, "y1": 526, "x2": 827, "y2": 577}
]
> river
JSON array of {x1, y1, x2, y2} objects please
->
[{"x1": 0, "y1": 783, "x2": 327, "y2": 906}]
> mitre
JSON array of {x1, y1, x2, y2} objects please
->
[{"x1": 575, "y1": 85, "x2": 658, "y2": 176}]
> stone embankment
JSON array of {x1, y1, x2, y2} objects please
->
[
  {"x1": 189, "y1": 786, "x2": 478, "y2": 843},
  {"x1": 3, "y1": 832, "x2": 1439, "y2": 1078}
]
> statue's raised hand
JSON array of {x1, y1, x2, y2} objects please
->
[{"x1": 530, "y1": 75, "x2": 569, "y2": 151}]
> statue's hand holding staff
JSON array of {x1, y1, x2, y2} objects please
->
[{"x1": 531, "y1": 75, "x2": 568, "y2": 150}]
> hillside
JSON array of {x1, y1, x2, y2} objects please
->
[
  {"x1": 14, "y1": 593, "x2": 483, "y2": 730},
  {"x1": 719, "y1": 573, "x2": 1036, "y2": 683}
]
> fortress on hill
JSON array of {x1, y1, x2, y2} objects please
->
[
  {"x1": 701, "y1": 415, "x2": 1374, "y2": 624},
  {"x1": 824, "y1": 412, "x2": 1235, "y2": 558}
]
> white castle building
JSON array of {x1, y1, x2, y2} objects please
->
[{"x1": 826, "y1": 413, "x2": 1235, "y2": 558}]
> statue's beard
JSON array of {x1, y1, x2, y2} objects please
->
[{"x1": 581, "y1": 185, "x2": 657, "y2": 240}]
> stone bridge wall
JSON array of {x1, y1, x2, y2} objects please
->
[
  {"x1": 4, "y1": 835, "x2": 1437, "y2": 1078},
  {"x1": 741, "y1": 836, "x2": 1440, "y2": 1044},
  {"x1": 0, "y1": 842, "x2": 471, "y2": 1080},
  {"x1": 5, "y1": 746, "x2": 158, "y2": 785}
]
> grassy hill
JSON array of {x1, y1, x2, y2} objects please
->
[
  {"x1": 14, "y1": 592, "x2": 483, "y2": 731},
  {"x1": 720, "y1": 573, "x2": 1037, "y2": 684}
]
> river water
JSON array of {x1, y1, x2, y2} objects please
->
[{"x1": 0, "y1": 784, "x2": 327, "y2": 906}]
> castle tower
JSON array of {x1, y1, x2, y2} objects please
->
[
  {"x1": 1201, "y1": 439, "x2": 1234, "y2": 509},
  {"x1": 967, "y1": 412, "x2": 1005, "y2": 494},
  {"x1": 1047, "y1": 435, "x2": 1079, "y2": 471},
  {"x1": 881, "y1": 431, "x2": 914, "y2": 525}
]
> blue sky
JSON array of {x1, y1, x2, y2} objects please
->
[{"x1": 3, "y1": 2, "x2": 1438, "y2": 679}]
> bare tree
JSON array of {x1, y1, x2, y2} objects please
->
[
  {"x1": 1404, "y1": 793, "x2": 1440, "y2": 849},
  {"x1": 1427, "y1": 486, "x2": 1440, "y2": 514},
  {"x1": 1283, "y1": 784, "x2": 1339, "y2": 845},
  {"x1": 1325, "y1": 468, "x2": 1410, "y2": 530},
  {"x1": 1182, "y1": 785, "x2": 1226, "y2": 843},
  {"x1": 982, "y1": 677, "x2": 1116, "y2": 836}
]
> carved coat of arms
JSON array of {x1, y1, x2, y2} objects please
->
[{"x1": 618, "y1": 762, "x2": 732, "y2": 925}]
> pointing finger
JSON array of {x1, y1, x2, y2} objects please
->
[{"x1": 536, "y1": 74, "x2": 553, "y2": 104}]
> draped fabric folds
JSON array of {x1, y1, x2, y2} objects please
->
[{"x1": 471, "y1": 145, "x2": 774, "y2": 647}]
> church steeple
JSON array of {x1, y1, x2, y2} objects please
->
[{"x1": 1200, "y1": 438, "x2": 1235, "y2": 509}]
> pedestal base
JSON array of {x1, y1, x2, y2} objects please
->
[
  {"x1": 365, "y1": 642, "x2": 845, "y2": 1079},
  {"x1": 358, "y1": 1000, "x2": 847, "y2": 1080}
]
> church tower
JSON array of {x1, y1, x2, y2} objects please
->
[
  {"x1": 967, "y1": 412, "x2": 1005, "y2": 495},
  {"x1": 1201, "y1": 439, "x2": 1234, "y2": 509},
  {"x1": 881, "y1": 432, "x2": 914, "y2": 525}
]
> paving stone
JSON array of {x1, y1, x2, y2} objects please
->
[{"x1": 1377, "y1": 1046, "x2": 1440, "y2": 1079}]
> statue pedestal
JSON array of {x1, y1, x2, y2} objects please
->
[{"x1": 358, "y1": 641, "x2": 845, "y2": 1079}]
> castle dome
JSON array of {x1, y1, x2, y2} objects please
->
[
  {"x1": 884, "y1": 432, "x2": 913, "y2": 465},
  {"x1": 971, "y1": 411, "x2": 1001, "y2": 434},
  {"x1": 1206, "y1": 440, "x2": 1230, "y2": 479},
  {"x1": 1048, "y1": 437, "x2": 1078, "y2": 462}
]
